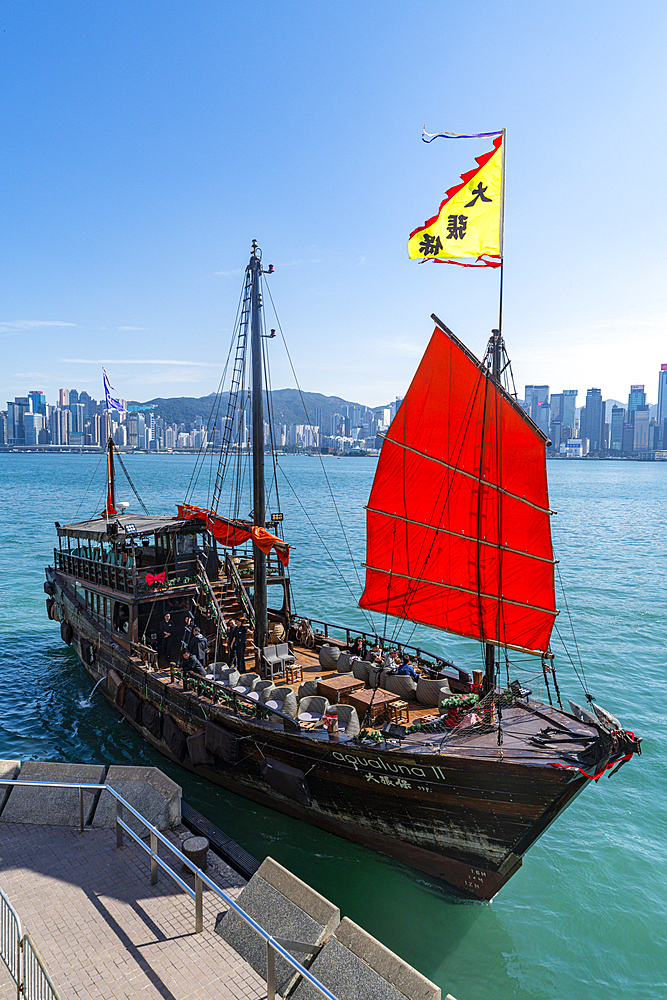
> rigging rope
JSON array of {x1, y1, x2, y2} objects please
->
[
  {"x1": 113, "y1": 447, "x2": 149, "y2": 514},
  {"x1": 265, "y1": 280, "x2": 380, "y2": 635},
  {"x1": 554, "y1": 562, "x2": 591, "y2": 699},
  {"x1": 70, "y1": 452, "x2": 105, "y2": 523}
]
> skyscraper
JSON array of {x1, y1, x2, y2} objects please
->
[
  {"x1": 584, "y1": 388, "x2": 604, "y2": 452},
  {"x1": 658, "y1": 365, "x2": 667, "y2": 425},
  {"x1": 610, "y1": 405, "x2": 625, "y2": 451},
  {"x1": 627, "y1": 384, "x2": 646, "y2": 423},
  {"x1": 524, "y1": 385, "x2": 549, "y2": 422},
  {"x1": 562, "y1": 390, "x2": 577, "y2": 437},
  {"x1": 28, "y1": 391, "x2": 46, "y2": 417},
  {"x1": 633, "y1": 405, "x2": 650, "y2": 452}
]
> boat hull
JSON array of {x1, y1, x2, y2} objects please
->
[{"x1": 48, "y1": 569, "x2": 591, "y2": 901}]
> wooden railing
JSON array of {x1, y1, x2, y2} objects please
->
[
  {"x1": 291, "y1": 615, "x2": 469, "y2": 681},
  {"x1": 54, "y1": 549, "x2": 196, "y2": 599},
  {"x1": 55, "y1": 549, "x2": 135, "y2": 594},
  {"x1": 224, "y1": 553, "x2": 255, "y2": 628}
]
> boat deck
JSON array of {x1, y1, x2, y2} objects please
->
[{"x1": 148, "y1": 641, "x2": 602, "y2": 768}]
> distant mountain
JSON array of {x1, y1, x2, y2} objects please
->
[{"x1": 128, "y1": 389, "x2": 380, "y2": 429}]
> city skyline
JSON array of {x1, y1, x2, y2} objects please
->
[{"x1": 4, "y1": 359, "x2": 667, "y2": 457}]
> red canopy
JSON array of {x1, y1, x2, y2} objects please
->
[
  {"x1": 359, "y1": 322, "x2": 557, "y2": 656},
  {"x1": 177, "y1": 504, "x2": 290, "y2": 567}
]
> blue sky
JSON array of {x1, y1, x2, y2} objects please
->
[{"x1": 2, "y1": 1, "x2": 666, "y2": 409}]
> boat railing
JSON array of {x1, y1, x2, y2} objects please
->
[
  {"x1": 196, "y1": 557, "x2": 227, "y2": 636},
  {"x1": 129, "y1": 639, "x2": 159, "y2": 669},
  {"x1": 54, "y1": 548, "x2": 197, "y2": 599},
  {"x1": 0, "y1": 779, "x2": 338, "y2": 1000},
  {"x1": 224, "y1": 553, "x2": 256, "y2": 627},
  {"x1": 169, "y1": 668, "x2": 301, "y2": 732},
  {"x1": 292, "y1": 615, "x2": 466, "y2": 679}
]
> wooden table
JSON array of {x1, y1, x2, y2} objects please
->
[
  {"x1": 317, "y1": 675, "x2": 365, "y2": 705},
  {"x1": 347, "y1": 688, "x2": 400, "y2": 726}
]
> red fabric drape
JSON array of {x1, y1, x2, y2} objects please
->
[
  {"x1": 359, "y1": 325, "x2": 556, "y2": 655},
  {"x1": 176, "y1": 504, "x2": 290, "y2": 566}
]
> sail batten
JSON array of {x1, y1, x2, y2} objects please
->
[
  {"x1": 362, "y1": 564, "x2": 558, "y2": 616},
  {"x1": 365, "y1": 507, "x2": 557, "y2": 565},
  {"x1": 359, "y1": 323, "x2": 557, "y2": 655}
]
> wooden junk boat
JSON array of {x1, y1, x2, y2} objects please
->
[{"x1": 44, "y1": 242, "x2": 641, "y2": 900}]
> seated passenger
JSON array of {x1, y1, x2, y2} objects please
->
[
  {"x1": 179, "y1": 649, "x2": 206, "y2": 677},
  {"x1": 348, "y1": 636, "x2": 367, "y2": 659},
  {"x1": 397, "y1": 656, "x2": 419, "y2": 682}
]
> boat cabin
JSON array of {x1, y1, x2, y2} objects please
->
[{"x1": 53, "y1": 513, "x2": 291, "y2": 654}]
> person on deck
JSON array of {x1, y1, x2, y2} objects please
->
[
  {"x1": 397, "y1": 656, "x2": 419, "y2": 683},
  {"x1": 383, "y1": 649, "x2": 399, "y2": 671},
  {"x1": 181, "y1": 614, "x2": 194, "y2": 652},
  {"x1": 231, "y1": 617, "x2": 249, "y2": 673},
  {"x1": 226, "y1": 618, "x2": 237, "y2": 664},
  {"x1": 349, "y1": 636, "x2": 367, "y2": 659},
  {"x1": 189, "y1": 627, "x2": 208, "y2": 666},
  {"x1": 159, "y1": 612, "x2": 174, "y2": 661},
  {"x1": 178, "y1": 649, "x2": 206, "y2": 677}
]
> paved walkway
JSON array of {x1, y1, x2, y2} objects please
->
[{"x1": 0, "y1": 822, "x2": 271, "y2": 999}]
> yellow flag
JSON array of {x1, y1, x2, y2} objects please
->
[{"x1": 408, "y1": 134, "x2": 503, "y2": 262}]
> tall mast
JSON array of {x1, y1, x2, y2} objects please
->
[
  {"x1": 250, "y1": 241, "x2": 268, "y2": 652},
  {"x1": 483, "y1": 326, "x2": 502, "y2": 695},
  {"x1": 105, "y1": 436, "x2": 116, "y2": 518},
  {"x1": 483, "y1": 129, "x2": 507, "y2": 698}
]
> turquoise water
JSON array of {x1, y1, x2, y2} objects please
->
[{"x1": 0, "y1": 453, "x2": 664, "y2": 1000}]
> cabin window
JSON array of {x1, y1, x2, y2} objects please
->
[
  {"x1": 176, "y1": 535, "x2": 195, "y2": 555},
  {"x1": 114, "y1": 601, "x2": 130, "y2": 634},
  {"x1": 103, "y1": 597, "x2": 109, "y2": 624}
]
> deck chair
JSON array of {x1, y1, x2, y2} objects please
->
[{"x1": 297, "y1": 695, "x2": 329, "y2": 724}]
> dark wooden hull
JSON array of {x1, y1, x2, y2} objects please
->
[{"x1": 48, "y1": 569, "x2": 594, "y2": 901}]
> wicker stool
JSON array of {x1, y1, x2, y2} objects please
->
[
  {"x1": 286, "y1": 663, "x2": 303, "y2": 684},
  {"x1": 388, "y1": 700, "x2": 409, "y2": 725}
]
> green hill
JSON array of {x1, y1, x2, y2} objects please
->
[{"x1": 129, "y1": 389, "x2": 386, "y2": 429}]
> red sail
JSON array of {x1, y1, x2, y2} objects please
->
[{"x1": 359, "y1": 320, "x2": 557, "y2": 656}]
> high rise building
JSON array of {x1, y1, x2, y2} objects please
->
[
  {"x1": 51, "y1": 407, "x2": 71, "y2": 445},
  {"x1": 633, "y1": 405, "x2": 650, "y2": 451},
  {"x1": 562, "y1": 390, "x2": 577, "y2": 437},
  {"x1": 524, "y1": 385, "x2": 549, "y2": 422},
  {"x1": 7, "y1": 397, "x2": 31, "y2": 445},
  {"x1": 627, "y1": 384, "x2": 646, "y2": 423},
  {"x1": 24, "y1": 412, "x2": 44, "y2": 445},
  {"x1": 610, "y1": 405, "x2": 625, "y2": 451},
  {"x1": 59, "y1": 389, "x2": 69, "y2": 407},
  {"x1": 534, "y1": 399, "x2": 550, "y2": 436},
  {"x1": 658, "y1": 365, "x2": 667, "y2": 425},
  {"x1": 584, "y1": 388, "x2": 604, "y2": 452},
  {"x1": 71, "y1": 403, "x2": 86, "y2": 434},
  {"x1": 28, "y1": 391, "x2": 46, "y2": 416},
  {"x1": 549, "y1": 417, "x2": 563, "y2": 452}
]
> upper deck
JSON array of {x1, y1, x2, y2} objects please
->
[{"x1": 53, "y1": 514, "x2": 288, "y2": 600}]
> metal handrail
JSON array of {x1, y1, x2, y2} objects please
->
[
  {"x1": 224, "y1": 553, "x2": 255, "y2": 627},
  {"x1": 23, "y1": 933, "x2": 60, "y2": 1000},
  {"x1": 0, "y1": 887, "x2": 59, "y2": 1000},
  {"x1": 0, "y1": 780, "x2": 337, "y2": 1000}
]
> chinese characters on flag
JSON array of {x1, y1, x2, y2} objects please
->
[{"x1": 408, "y1": 134, "x2": 503, "y2": 266}]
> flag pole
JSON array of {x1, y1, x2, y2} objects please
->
[{"x1": 498, "y1": 127, "x2": 507, "y2": 337}]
